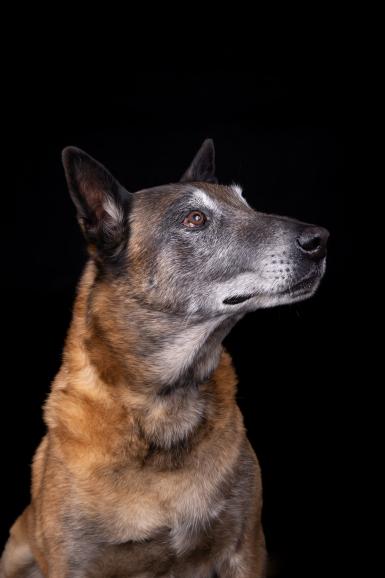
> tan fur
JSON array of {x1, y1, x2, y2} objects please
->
[
  {"x1": 1, "y1": 261, "x2": 266, "y2": 577},
  {"x1": 1, "y1": 141, "x2": 272, "y2": 576},
  {"x1": 2, "y1": 140, "x2": 328, "y2": 576}
]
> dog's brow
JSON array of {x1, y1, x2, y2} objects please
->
[{"x1": 191, "y1": 188, "x2": 219, "y2": 212}]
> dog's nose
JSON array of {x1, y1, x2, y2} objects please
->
[{"x1": 296, "y1": 226, "x2": 329, "y2": 259}]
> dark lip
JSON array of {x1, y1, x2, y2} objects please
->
[{"x1": 223, "y1": 293, "x2": 257, "y2": 305}]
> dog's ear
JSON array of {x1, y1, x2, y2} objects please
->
[
  {"x1": 180, "y1": 138, "x2": 217, "y2": 183},
  {"x1": 62, "y1": 147, "x2": 132, "y2": 259}
]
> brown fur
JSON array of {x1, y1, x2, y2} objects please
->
[
  {"x1": 1, "y1": 262, "x2": 267, "y2": 578},
  {"x1": 1, "y1": 142, "x2": 285, "y2": 577},
  {"x1": 1, "y1": 139, "x2": 328, "y2": 576}
]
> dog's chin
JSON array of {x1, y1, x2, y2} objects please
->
[
  {"x1": 266, "y1": 268, "x2": 326, "y2": 308},
  {"x1": 272, "y1": 274, "x2": 321, "y2": 306},
  {"x1": 222, "y1": 264, "x2": 326, "y2": 311},
  {"x1": 279, "y1": 270, "x2": 322, "y2": 298}
]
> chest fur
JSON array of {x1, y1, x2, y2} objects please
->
[
  {"x1": 72, "y1": 424, "x2": 241, "y2": 557},
  {"x1": 110, "y1": 465, "x2": 230, "y2": 550}
]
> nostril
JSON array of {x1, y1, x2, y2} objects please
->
[
  {"x1": 297, "y1": 234, "x2": 321, "y2": 252},
  {"x1": 297, "y1": 226, "x2": 329, "y2": 259}
]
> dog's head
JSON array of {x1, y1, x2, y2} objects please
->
[{"x1": 62, "y1": 140, "x2": 328, "y2": 317}]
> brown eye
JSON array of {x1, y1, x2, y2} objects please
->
[{"x1": 182, "y1": 210, "x2": 207, "y2": 228}]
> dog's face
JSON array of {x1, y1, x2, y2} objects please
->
[{"x1": 63, "y1": 140, "x2": 328, "y2": 318}]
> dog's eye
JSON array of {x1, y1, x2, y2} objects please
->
[{"x1": 182, "y1": 210, "x2": 207, "y2": 228}]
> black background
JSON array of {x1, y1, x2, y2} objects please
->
[{"x1": 1, "y1": 39, "x2": 353, "y2": 578}]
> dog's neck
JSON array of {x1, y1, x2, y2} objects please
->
[
  {"x1": 58, "y1": 262, "x2": 241, "y2": 450},
  {"x1": 71, "y1": 262, "x2": 240, "y2": 391}
]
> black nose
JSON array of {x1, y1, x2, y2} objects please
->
[{"x1": 297, "y1": 226, "x2": 329, "y2": 259}]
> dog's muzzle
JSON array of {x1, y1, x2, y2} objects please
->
[{"x1": 222, "y1": 224, "x2": 329, "y2": 306}]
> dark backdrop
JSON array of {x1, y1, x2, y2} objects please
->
[{"x1": 1, "y1": 57, "x2": 351, "y2": 578}]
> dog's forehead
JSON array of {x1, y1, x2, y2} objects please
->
[
  {"x1": 190, "y1": 183, "x2": 247, "y2": 209},
  {"x1": 134, "y1": 182, "x2": 247, "y2": 211}
]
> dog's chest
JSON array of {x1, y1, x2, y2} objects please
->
[
  {"x1": 99, "y1": 457, "x2": 227, "y2": 555},
  {"x1": 166, "y1": 474, "x2": 226, "y2": 554}
]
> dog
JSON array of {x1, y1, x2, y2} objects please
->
[{"x1": 1, "y1": 139, "x2": 328, "y2": 577}]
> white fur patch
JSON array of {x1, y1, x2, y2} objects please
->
[
  {"x1": 213, "y1": 271, "x2": 261, "y2": 305},
  {"x1": 192, "y1": 188, "x2": 219, "y2": 213},
  {"x1": 103, "y1": 195, "x2": 124, "y2": 224},
  {"x1": 154, "y1": 318, "x2": 223, "y2": 385},
  {"x1": 232, "y1": 184, "x2": 243, "y2": 197},
  {"x1": 231, "y1": 183, "x2": 249, "y2": 206}
]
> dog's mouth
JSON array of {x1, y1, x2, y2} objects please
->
[
  {"x1": 280, "y1": 271, "x2": 320, "y2": 296},
  {"x1": 223, "y1": 293, "x2": 257, "y2": 305},
  {"x1": 223, "y1": 271, "x2": 321, "y2": 306}
]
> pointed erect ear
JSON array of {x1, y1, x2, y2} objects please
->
[
  {"x1": 62, "y1": 147, "x2": 133, "y2": 258},
  {"x1": 180, "y1": 138, "x2": 217, "y2": 183}
]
